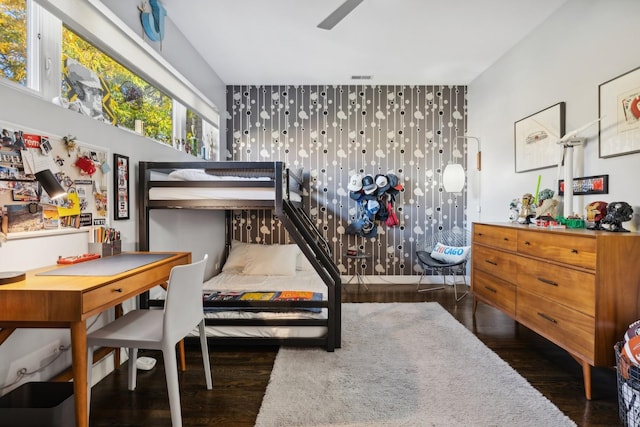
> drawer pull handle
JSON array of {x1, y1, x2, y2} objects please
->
[
  {"x1": 571, "y1": 249, "x2": 578, "y2": 254},
  {"x1": 537, "y1": 312, "x2": 558, "y2": 324},
  {"x1": 485, "y1": 260, "x2": 498, "y2": 266},
  {"x1": 114, "y1": 288, "x2": 123, "y2": 293},
  {"x1": 503, "y1": 237, "x2": 509, "y2": 241},
  {"x1": 524, "y1": 241, "x2": 531, "y2": 246},
  {"x1": 537, "y1": 277, "x2": 558, "y2": 287},
  {"x1": 484, "y1": 286, "x2": 497, "y2": 293}
]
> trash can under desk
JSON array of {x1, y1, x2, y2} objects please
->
[{"x1": 0, "y1": 381, "x2": 75, "y2": 427}]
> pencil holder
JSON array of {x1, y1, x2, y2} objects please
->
[{"x1": 89, "y1": 240, "x2": 121, "y2": 257}]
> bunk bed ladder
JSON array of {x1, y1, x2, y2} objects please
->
[{"x1": 281, "y1": 199, "x2": 342, "y2": 349}]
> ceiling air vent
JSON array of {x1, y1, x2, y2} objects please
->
[{"x1": 351, "y1": 75, "x2": 372, "y2": 80}]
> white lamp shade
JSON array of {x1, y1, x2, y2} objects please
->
[{"x1": 443, "y1": 163, "x2": 465, "y2": 192}]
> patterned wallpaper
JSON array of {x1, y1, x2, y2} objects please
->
[{"x1": 226, "y1": 85, "x2": 467, "y2": 276}]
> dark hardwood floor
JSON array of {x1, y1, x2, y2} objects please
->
[{"x1": 89, "y1": 283, "x2": 622, "y2": 426}]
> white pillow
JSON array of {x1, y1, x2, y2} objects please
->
[
  {"x1": 430, "y1": 242, "x2": 470, "y2": 264},
  {"x1": 221, "y1": 241, "x2": 248, "y2": 272},
  {"x1": 242, "y1": 244, "x2": 300, "y2": 276},
  {"x1": 168, "y1": 169, "x2": 216, "y2": 181}
]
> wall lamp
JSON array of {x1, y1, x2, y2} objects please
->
[
  {"x1": 35, "y1": 169, "x2": 67, "y2": 199},
  {"x1": 456, "y1": 136, "x2": 482, "y2": 171},
  {"x1": 442, "y1": 136, "x2": 482, "y2": 193}
]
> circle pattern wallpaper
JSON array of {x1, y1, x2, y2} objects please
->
[{"x1": 226, "y1": 85, "x2": 467, "y2": 276}]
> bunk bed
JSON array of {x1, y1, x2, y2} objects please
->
[{"x1": 138, "y1": 161, "x2": 341, "y2": 351}]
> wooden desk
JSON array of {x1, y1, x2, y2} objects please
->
[{"x1": 0, "y1": 251, "x2": 190, "y2": 427}]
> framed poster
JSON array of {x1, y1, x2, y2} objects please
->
[
  {"x1": 114, "y1": 153, "x2": 129, "y2": 220},
  {"x1": 514, "y1": 102, "x2": 565, "y2": 173},
  {"x1": 599, "y1": 66, "x2": 640, "y2": 158},
  {"x1": 558, "y1": 174, "x2": 609, "y2": 196}
]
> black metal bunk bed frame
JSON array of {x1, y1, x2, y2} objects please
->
[{"x1": 137, "y1": 161, "x2": 341, "y2": 351}]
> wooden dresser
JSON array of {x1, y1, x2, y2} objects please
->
[{"x1": 471, "y1": 222, "x2": 640, "y2": 399}]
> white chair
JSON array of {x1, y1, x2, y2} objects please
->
[{"x1": 87, "y1": 255, "x2": 212, "y2": 427}]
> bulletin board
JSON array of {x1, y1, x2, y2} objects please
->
[{"x1": 0, "y1": 120, "x2": 110, "y2": 236}]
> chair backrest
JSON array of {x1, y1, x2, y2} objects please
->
[
  {"x1": 420, "y1": 228, "x2": 469, "y2": 252},
  {"x1": 163, "y1": 254, "x2": 208, "y2": 344}
]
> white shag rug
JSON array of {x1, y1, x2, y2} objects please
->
[{"x1": 255, "y1": 303, "x2": 576, "y2": 427}]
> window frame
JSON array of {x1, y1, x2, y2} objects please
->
[{"x1": 1, "y1": 0, "x2": 220, "y2": 154}]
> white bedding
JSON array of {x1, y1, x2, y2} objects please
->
[
  {"x1": 148, "y1": 169, "x2": 302, "y2": 202},
  {"x1": 187, "y1": 269, "x2": 328, "y2": 339}
]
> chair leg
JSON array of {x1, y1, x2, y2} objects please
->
[
  {"x1": 417, "y1": 270, "x2": 445, "y2": 293},
  {"x1": 453, "y1": 267, "x2": 469, "y2": 303},
  {"x1": 128, "y1": 348, "x2": 138, "y2": 391},
  {"x1": 162, "y1": 344, "x2": 182, "y2": 427},
  {"x1": 178, "y1": 340, "x2": 186, "y2": 372},
  {"x1": 198, "y1": 320, "x2": 213, "y2": 389}
]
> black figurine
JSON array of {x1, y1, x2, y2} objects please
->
[{"x1": 600, "y1": 201, "x2": 633, "y2": 232}]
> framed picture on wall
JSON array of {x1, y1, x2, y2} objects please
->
[
  {"x1": 113, "y1": 153, "x2": 129, "y2": 220},
  {"x1": 514, "y1": 102, "x2": 565, "y2": 173},
  {"x1": 599, "y1": 66, "x2": 640, "y2": 158}
]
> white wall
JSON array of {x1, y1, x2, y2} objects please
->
[
  {"x1": 100, "y1": 0, "x2": 227, "y2": 116},
  {"x1": 467, "y1": 0, "x2": 640, "y2": 230},
  {"x1": 0, "y1": 83, "x2": 227, "y2": 393},
  {"x1": 0, "y1": 0, "x2": 227, "y2": 393}
]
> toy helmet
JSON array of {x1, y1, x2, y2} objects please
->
[
  {"x1": 606, "y1": 201, "x2": 634, "y2": 223},
  {"x1": 585, "y1": 201, "x2": 608, "y2": 223}
]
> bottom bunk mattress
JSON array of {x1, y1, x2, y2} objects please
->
[{"x1": 189, "y1": 268, "x2": 329, "y2": 339}]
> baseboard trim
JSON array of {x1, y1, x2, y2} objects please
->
[{"x1": 341, "y1": 275, "x2": 470, "y2": 285}]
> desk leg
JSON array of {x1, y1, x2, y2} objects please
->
[
  {"x1": 0, "y1": 328, "x2": 16, "y2": 346},
  {"x1": 71, "y1": 321, "x2": 88, "y2": 427},
  {"x1": 114, "y1": 304, "x2": 123, "y2": 368}
]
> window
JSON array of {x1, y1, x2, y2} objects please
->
[
  {"x1": 0, "y1": 0, "x2": 28, "y2": 86},
  {"x1": 61, "y1": 27, "x2": 172, "y2": 144},
  {"x1": 172, "y1": 103, "x2": 219, "y2": 159},
  {"x1": 1, "y1": 1, "x2": 219, "y2": 155}
]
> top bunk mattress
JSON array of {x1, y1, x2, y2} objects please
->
[{"x1": 147, "y1": 168, "x2": 302, "y2": 202}]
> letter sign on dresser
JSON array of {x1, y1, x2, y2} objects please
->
[{"x1": 471, "y1": 222, "x2": 640, "y2": 400}]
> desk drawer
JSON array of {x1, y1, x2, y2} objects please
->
[
  {"x1": 516, "y1": 257, "x2": 595, "y2": 316},
  {"x1": 472, "y1": 269, "x2": 516, "y2": 316},
  {"x1": 517, "y1": 288, "x2": 594, "y2": 361},
  {"x1": 83, "y1": 275, "x2": 150, "y2": 313},
  {"x1": 472, "y1": 245, "x2": 518, "y2": 284},
  {"x1": 473, "y1": 224, "x2": 517, "y2": 251},
  {"x1": 517, "y1": 230, "x2": 596, "y2": 270}
]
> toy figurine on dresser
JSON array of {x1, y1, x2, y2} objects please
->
[
  {"x1": 535, "y1": 188, "x2": 559, "y2": 219},
  {"x1": 517, "y1": 193, "x2": 535, "y2": 224},
  {"x1": 600, "y1": 201, "x2": 633, "y2": 232},
  {"x1": 585, "y1": 201, "x2": 608, "y2": 230}
]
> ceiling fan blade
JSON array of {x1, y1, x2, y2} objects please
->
[{"x1": 317, "y1": 0, "x2": 365, "y2": 30}]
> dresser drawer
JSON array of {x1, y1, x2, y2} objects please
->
[
  {"x1": 516, "y1": 257, "x2": 595, "y2": 316},
  {"x1": 517, "y1": 288, "x2": 594, "y2": 361},
  {"x1": 472, "y1": 245, "x2": 518, "y2": 284},
  {"x1": 517, "y1": 230, "x2": 596, "y2": 270},
  {"x1": 473, "y1": 224, "x2": 517, "y2": 251},
  {"x1": 472, "y1": 269, "x2": 516, "y2": 316}
]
